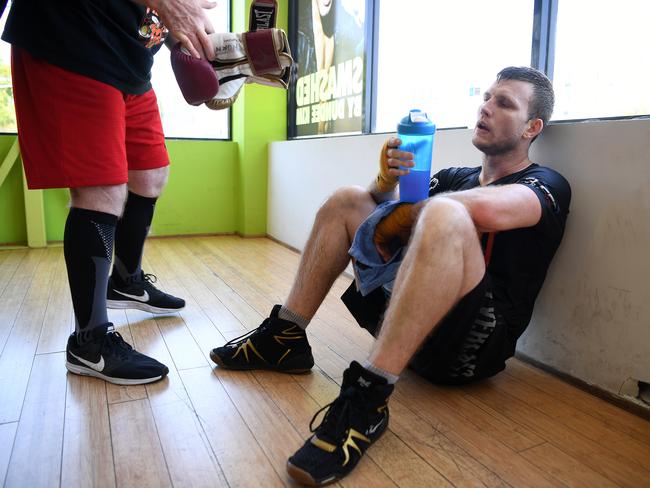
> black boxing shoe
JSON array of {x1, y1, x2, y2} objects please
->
[
  {"x1": 210, "y1": 305, "x2": 314, "y2": 373},
  {"x1": 286, "y1": 361, "x2": 394, "y2": 486}
]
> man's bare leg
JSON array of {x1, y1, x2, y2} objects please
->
[
  {"x1": 209, "y1": 185, "x2": 377, "y2": 372},
  {"x1": 284, "y1": 186, "x2": 377, "y2": 320},
  {"x1": 369, "y1": 197, "x2": 486, "y2": 375}
]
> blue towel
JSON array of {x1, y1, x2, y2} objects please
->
[{"x1": 349, "y1": 200, "x2": 407, "y2": 296}]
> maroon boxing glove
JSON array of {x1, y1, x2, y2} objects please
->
[{"x1": 170, "y1": 43, "x2": 219, "y2": 106}]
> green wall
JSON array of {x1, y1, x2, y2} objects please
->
[
  {"x1": 152, "y1": 139, "x2": 238, "y2": 237},
  {"x1": 0, "y1": 0, "x2": 289, "y2": 246},
  {"x1": 0, "y1": 137, "x2": 239, "y2": 245},
  {"x1": 43, "y1": 188, "x2": 70, "y2": 242},
  {"x1": 0, "y1": 136, "x2": 26, "y2": 245},
  {"x1": 232, "y1": 0, "x2": 288, "y2": 235}
]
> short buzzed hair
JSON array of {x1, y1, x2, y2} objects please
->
[{"x1": 496, "y1": 66, "x2": 555, "y2": 126}]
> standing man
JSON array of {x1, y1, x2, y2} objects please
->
[
  {"x1": 3, "y1": 0, "x2": 216, "y2": 385},
  {"x1": 210, "y1": 67, "x2": 571, "y2": 485}
]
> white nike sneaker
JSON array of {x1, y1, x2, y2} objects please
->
[
  {"x1": 106, "y1": 272, "x2": 185, "y2": 314},
  {"x1": 65, "y1": 323, "x2": 169, "y2": 385}
]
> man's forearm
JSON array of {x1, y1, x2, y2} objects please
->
[{"x1": 435, "y1": 185, "x2": 541, "y2": 233}]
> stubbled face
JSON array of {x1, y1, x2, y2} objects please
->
[{"x1": 472, "y1": 79, "x2": 536, "y2": 156}]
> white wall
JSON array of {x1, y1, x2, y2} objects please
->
[{"x1": 268, "y1": 119, "x2": 650, "y2": 404}]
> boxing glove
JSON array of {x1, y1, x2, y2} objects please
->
[
  {"x1": 170, "y1": 43, "x2": 220, "y2": 106},
  {"x1": 171, "y1": 28, "x2": 292, "y2": 109}
]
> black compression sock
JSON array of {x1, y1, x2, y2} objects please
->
[
  {"x1": 112, "y1": 191, "x2": 157, "y2": 285},
  {"x1": 64, "y1": 208, "x2": 117, "y2": 344}
]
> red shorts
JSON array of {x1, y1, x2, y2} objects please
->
[{"x1": 11, "y1": 47, "x2": 170, "y2": 189}]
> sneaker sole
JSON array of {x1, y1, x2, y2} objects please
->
[
  {"x1": 286, "y1": 462, "x2": 337, "y2": 487},
  {"x1": 66, "y1": 361, "x2": 167, "y2": 385},
  {"x1": 209, "y1": 350, "x2": 313, "y2": 374},
  {"x1": 286, "y1": 425, "x2": 388, "y2": 486},
  {"x1": 106, "y1": 299, "x2": 185, "y2": 314}
]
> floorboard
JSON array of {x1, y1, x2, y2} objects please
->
[{"x1": 0, "y1": 237, "x2": 646, "y2": 487}]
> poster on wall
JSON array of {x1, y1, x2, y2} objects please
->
[{"x1": 288, "y1": 0, "x2": 369, "y2": 138}]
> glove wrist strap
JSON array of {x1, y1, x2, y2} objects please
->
[{"x1": 243, "y1": 30, "x2": 282, "y2": 75}]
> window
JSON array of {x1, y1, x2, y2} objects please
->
[
  {"x1": 284, "y1": 0, "x2": 648, "y2": 137},
  {"x1": 288, "y1": 0, "x2": 368, "y2": 138},
  {"x1": 0, "y1": 9, "x2": 16, "y2": 133},
  {"x1": 152, "y1": 4, "x2": 230, "y2": 139},
  {"x1": 551, "y1": 0, "x2": 650, "y2": 121},
  {"x1": 374, "y1": 0, "x2": 534, "y2": 133}
]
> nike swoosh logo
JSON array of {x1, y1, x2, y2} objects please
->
[
  {"x1": 70, "y1": 352, "x2": 105, "y2": 372},
  {"x1": 114, "y1": 289, "x2": 150, "y2": 302},
  {"x1": 367, "y1": 418, "x2": 385, "y2": 435}
]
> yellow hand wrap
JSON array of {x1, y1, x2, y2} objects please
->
[
  {"x1": 376, "y1": 140, "x2": 399, "y2": 193},
  {"x1": 373, "y1": 203, "x2": 415, "y2": 252}
]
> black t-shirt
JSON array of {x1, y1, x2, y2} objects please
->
[
  {"x1": 3, "y1": 0, "x2": 162, "y2": 94},
  {"x1": 429, "y1": 163, "x2": 571, "y2": 339}
]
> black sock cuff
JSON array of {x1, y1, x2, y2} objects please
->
[
  {"x1": 69, "y1": 207, "x2": 119, "y2": 227},
  {"x1": 126, "y1": 191, "x2": 158, "y2": 208}
]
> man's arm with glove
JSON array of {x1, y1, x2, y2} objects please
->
[
  {"x1": 369, "y1": 137, "x2": 415, "y2": 203},
  {"x1": 368, "y1": 136, "x2": 421, "y2": 261}
]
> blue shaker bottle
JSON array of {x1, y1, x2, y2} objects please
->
[{"x1": 397, "y1": 110, "x2": 436, "y2": 202}]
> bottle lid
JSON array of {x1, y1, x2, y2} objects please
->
[{"x1": 397, "y1": 109, "x2": 436, "y2": 135}]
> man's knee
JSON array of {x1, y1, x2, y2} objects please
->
[
  {"x1": 318, "y1": 186, "x2": 372, "y2": 218},
  {"x1": 415, "y1": 197, "x2": 485, "y2": 293},
  {"x1": 417, "y1": 197, "x2": 476, "y2": 239},
  {"x1": 127, "y1": 166, "x2": 169, "y2": 198},
  {"x1": 70, "y1": 184, "x2": 128, "y2": 216}
]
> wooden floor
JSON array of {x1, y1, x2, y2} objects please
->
[{"x1": 0, "y1": 236, "x2": 648, "y2": 488}]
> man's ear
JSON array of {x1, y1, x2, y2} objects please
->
[{"x1": 524, "y1": 118, "x2": 544, "y2": 140}]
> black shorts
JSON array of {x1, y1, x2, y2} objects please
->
[{"x1": 341, "y1": 274, "x2": 516, "y2": 385}]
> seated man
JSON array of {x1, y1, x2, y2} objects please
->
[{"x1": 210, "y1": 66, "x2": 571, "y2": 486}]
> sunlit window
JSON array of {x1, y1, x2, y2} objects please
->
[
  {"x1": 374, "y1": 0, "x2": 534, "y2": 133},
  {"x1": 552, "y1": 0, "x2": 650, "y2": 121}
]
